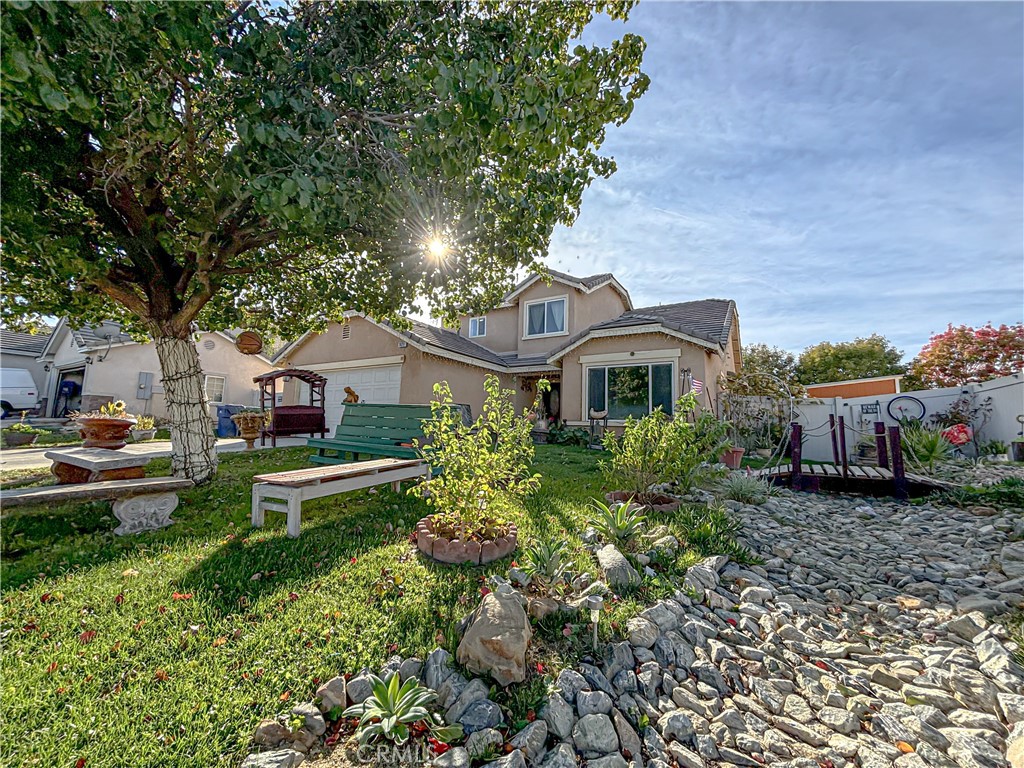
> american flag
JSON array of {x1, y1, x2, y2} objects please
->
[{"x1": 691, "y1": 378, "x2": 704, "y2": 394}]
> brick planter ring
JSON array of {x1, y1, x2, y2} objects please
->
[
  {"x1": 605, "y1": 490, "x2": 681, "y2": 513},
  {"x1": 416, "y1": 516, "x2": 517, "y2": 565}
]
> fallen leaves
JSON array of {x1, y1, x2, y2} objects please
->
[
  {"x1": 212, "y1": 636, "x2": 227, "y2": 648},
  {"x1": 78, "y1": 630, "x2": 97, "y2": 645},
  {"x1": 154, "y1": 669, "x2": 170, "y2": 682},
  {"x1": 172, "y1": 592, "x2": 193, "y2": 601}
]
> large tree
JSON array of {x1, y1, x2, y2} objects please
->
[
  {"x1": 796, "y1": 334, "x2": 905, "y2": 385},
  {"x1": 726, "y1": 343, "x2": 804, "y2": 396},
  {"x1": 904, "y1": 323, "x2": 1024, "y2": 388},
  {"x1": 1, "y1": 1, "x2": 648, "y2": 481}
]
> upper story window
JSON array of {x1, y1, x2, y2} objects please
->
[
  {"x1": 468, "y1": 316, "x2": 487, "y2": 338},
  {"x1": 524, "y1": 296, "x2": 567, "y2": 338}
]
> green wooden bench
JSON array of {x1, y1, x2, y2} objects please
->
[{"x1": 308, "y1": 403, "x2": 440, "y2": 465}]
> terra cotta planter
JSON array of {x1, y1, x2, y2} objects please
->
[
  {"x1": 719, "y1": 447, "x2": 746, "y2": 470},
  {"x1": 77, "y1": 416, "x2": 136, "y2": 450},
  {"x1": 415, "y1": 516, "x2": 518, "y2": 565}
]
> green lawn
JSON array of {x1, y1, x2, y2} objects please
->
[{"x1": 1, "y1": 445, "x2": 710, "y2": 768}]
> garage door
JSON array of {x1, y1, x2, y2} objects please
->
[{"x1": 322, "y1": 365, "x2": 402, "y2": 436}]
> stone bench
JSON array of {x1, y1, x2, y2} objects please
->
[
  {"x1": 252, "y1": 458, "x2": 429, "y2": 538},
  {"x1": 1, "y1": 477, "x2": 194, "y2": 535},
  {"x1": 45, "y1": 447, "x2": 152, "y2": 485}
]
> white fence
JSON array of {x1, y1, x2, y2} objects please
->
[{"x1": 790, "y1": 372, "x2": 1023, "y2": 463}]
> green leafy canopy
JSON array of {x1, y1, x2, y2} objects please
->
[{"x1": 1, "y1": 0, "x2": 648, "y2": 338}]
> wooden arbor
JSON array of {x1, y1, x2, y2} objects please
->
[{"x1": 253, "y1": 369, "x2": 327, "y2": 447}]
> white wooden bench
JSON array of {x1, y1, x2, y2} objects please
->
[
  {"x1": 1, "y1": 477, "x2": 194, "y2": 535},
  {"x1": 251, "y1": 458, "x2": 429, "y2": 538},
  {"x1": 46, "y1": 447, "x2": 152, "y2": 485}
]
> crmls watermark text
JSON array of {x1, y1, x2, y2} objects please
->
[{"x1": 340, "y1": 742, "x2": 439, "y2": 766}]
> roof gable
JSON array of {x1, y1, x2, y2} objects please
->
[{"x1": 500, "y1": 269, "x2": 632, "y2": 309}]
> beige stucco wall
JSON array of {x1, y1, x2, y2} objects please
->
[
  {"x1": 558, "y1": 332, "x2": 723, "y2": 424},
  {"x1": 573, "y1": 284, "x2": 630, "y2": 337},
  {"x1": 457, "y1": 305, "x2": 518, "y2": 354},
  {"x1": 282, "y1": 318, "x2": 511, "y2": 419},
  {"x1": 77, "y1": 332, "x2": 272, "y2": 418}
]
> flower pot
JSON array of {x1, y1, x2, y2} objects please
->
[
  {"x1": 530, "y1": 428, "x2": 549, "y2": 444},
  {"x1": 77, "y1": 416, "x2": 136, "y2": 450},
  {"x1": 605, "y1": 490, "x2": 681, "y2": 513},
  {"x1": 3, "y1": 431, "x2": 38, "y2": 447},
  {"x1": 131, "y1": 429, "x2": 157, "y2": 442},
  {"x1": 415, "y1": 515, "x2": 518, "y2": 565},
  {"x1": 231, "y1": 413, "x2": 265, "y2": 450},
  {"x1": 719, "y1": 447, "x2": 745, "y2": 470}
]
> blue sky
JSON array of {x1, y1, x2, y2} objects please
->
[{"x1": 548, "y1": 1, "x2": 1023, "y2": 359}]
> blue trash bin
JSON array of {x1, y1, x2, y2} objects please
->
[{"x1": 216, "y1": 405, "x2": 245, "y2": 438}]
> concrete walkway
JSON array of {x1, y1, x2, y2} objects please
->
[{"x1": 0, "y1": 436, "x2": 309, "y2": 471}]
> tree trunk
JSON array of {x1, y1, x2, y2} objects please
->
[{"x1": 154, "y1": 335, "x2": 218, "y2": 483}]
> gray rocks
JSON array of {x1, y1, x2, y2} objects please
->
[
  {"x1": 626, "y1": 616, "x2": 658, "y2": 649},
  {"x1": 253, "y1": 720, "x2": 292, "y2": 747},
  {"x1": 1000, "y1": 541, "x2": 1024, "y2": 578},
  {"x1": 660, "y1": 710, "x2": 695, "y2": 744},
  {"x1": 241, "y1": 750, "x2": 304, "y2": 768},
  {"x1": 289, "y1": 703, "x2": 325, "y2": 737},
  {"x1": 314, "y1": 676, "x2": 346, "y2": 713},
  {"x1": 597, "y1": 544, "x2": 641, "y2": 589},
  {"x1": 572, "y1": 713, "x2": 619, "y2": 756},
  {"x1": 542, "y1": 691, "x2": 575, "y2": 741},
  {"x1": 509, "y1": 720, "x2": 547, "y2": 763},
  {"x1": 459, "y1": 699, "x2": 504, "y2": 734},
  {"x1": 457, "y1": 591, "x2": 531, "y2": 686},
  {"x1": 466, "y1": 728, "x2": 504, "y2": 758},
  {"x1": 576, "y1": 689, "x2": 613, "y2": 716}
]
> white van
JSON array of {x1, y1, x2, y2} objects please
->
[{"x1": 0, "y1": 368, "x2": 40, "y2": 417}]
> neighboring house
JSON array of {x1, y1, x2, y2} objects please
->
[
  {"x1": 36, "y1": 319, "x2": 276, "y2": 418},
  {"x1": 804, "y1": 375, "x2": 904, "y2": 400},
  {"x1": 275, "y1": 270, "x2": 742, "y2": 433},
  {"x1": 0, "y1": 326, "x2": 53, "y2": 393}
]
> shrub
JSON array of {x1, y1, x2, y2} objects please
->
[
  {"x1": 719, "y1": 474, "x2": 776, "y2": 505},
  {"x1": 413, "y1": 375, "x2": 539, "y2": 538},
  {"x1": 547, "y1": 423, "x2": 590, "y2": 447},
  {"x1": 342, "y1": 672, "x2": 462, "y2": 746},
  {"x1": 519, "y1": 540, "x2": 568, "y2": 591},
  {"x1": 5, "y1": 421, "x2": 46, "y2": 435},
  {"x1": 938, "y1": 477, "x2": 1024, "y2": 509},
  {"x1": 981, "y1": 440, "x2": 1009, "y2": 456},
  {"x1": 588, "y1": 497, "x2": 646, "y2": 549},
  {"x1": 601, "y1": 392, "x2": 730, "y2": 498},
  {"x1": 676, "y1": 504, "x2": 758, "y2": 564},
  {"x1": 901, "y1": 426, "x2": 954, "y2": 472}
]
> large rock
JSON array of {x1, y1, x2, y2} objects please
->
[
  {"x1": 596, "y1": 544, "x2": 641, "y2": 589},
  {"x1": 572, "y1": 713, "x2": 619, "y2": 756},
  {"x1": 542, "y1": 689, "x2": 576, "y2": 741},
  {"x1": 253, "y1": 720, "x2": 293, "y2": 747},
  {"x1": 509, "y1": 720, "x2": 548, "y2": 763},
  {"x1": 457, "y1": 591, "x2": 531, "y2": 686}
]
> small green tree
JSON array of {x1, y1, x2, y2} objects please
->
[
  {"x1": 602, "y1": 392, "x2": 729, "y2": 499},
  {"x1": 413, "y1": 375, "x2": 539, "y2": 538}
]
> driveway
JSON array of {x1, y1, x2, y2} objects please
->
[{"x1": 0, "y1": 436, "x2": 310, "y2": 471}]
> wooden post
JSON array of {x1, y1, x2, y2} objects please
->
[
  {"x1": 889, "y1": 425, "x2": 908, "y2": 500},
  {"x1": 829, "y1": 415, "x2": 840, "y2": 465},
  {"x1": 875, "y1": 422, "x2": 889, "y2": 469},
  {"x1": 838, "y1": 416, "x2": 849, "y2": 478},
  {"x1": 790, "y1": 423, "x2": 802, "y2": 490}
]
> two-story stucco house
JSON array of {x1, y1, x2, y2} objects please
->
[{"x1": 276, "y1": 270, "x2": 742, "y2": 433}]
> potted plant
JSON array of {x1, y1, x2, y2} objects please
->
[
  {"x1": 718, "y1": 442, "x2": 745, "y2": 470},
  {"x1": 130, "y1": 414, "x2": 158, "y2": 442},
  {"x1": 412, "y1": 375, "x2": 540, "y2": 565},
  {"x1": 231, "y1": 409, "x2": 266, "y2": 450},
  {"x1": 73, "y1": 400, "x2": 136, "y2": 449},
  {"x1": 2, "y1": 417, "x2": 46, "y2": 447}
]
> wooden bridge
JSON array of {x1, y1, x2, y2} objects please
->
[{"x1": 751, "y1": 420, "x2": 955, "y2": 499}]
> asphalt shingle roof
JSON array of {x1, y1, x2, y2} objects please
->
[
  {"x1": 504, "y1": 269, "x2": 617, "y2": 301},
  {"x1": 404, "y1": 321, "x2": 508, "y2": 367},
  {"x1": 70, "y1": 323, "x2": 134, "y2": 349},
  {"x1": 550, "y1": 299, "x2": 737, "y2": 360},
  {"x1": 0, "y1": 327, "x2": 52, "y2": 356}
]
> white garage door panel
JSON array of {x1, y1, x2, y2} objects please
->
[{"x1": 322, "y1": 365, "x2": 402, "y2": 436}]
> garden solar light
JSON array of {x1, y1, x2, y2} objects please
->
[{"x1": 586, "y1": 594, "x2": 604, "y2": 651}]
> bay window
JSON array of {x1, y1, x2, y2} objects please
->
[{"x1": 587, "y1": 363, "x2": 674, "y2": 420}]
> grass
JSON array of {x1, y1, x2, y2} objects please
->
[{"x1": 0, "y1": 445, "x2": 731, "y2": 768}]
